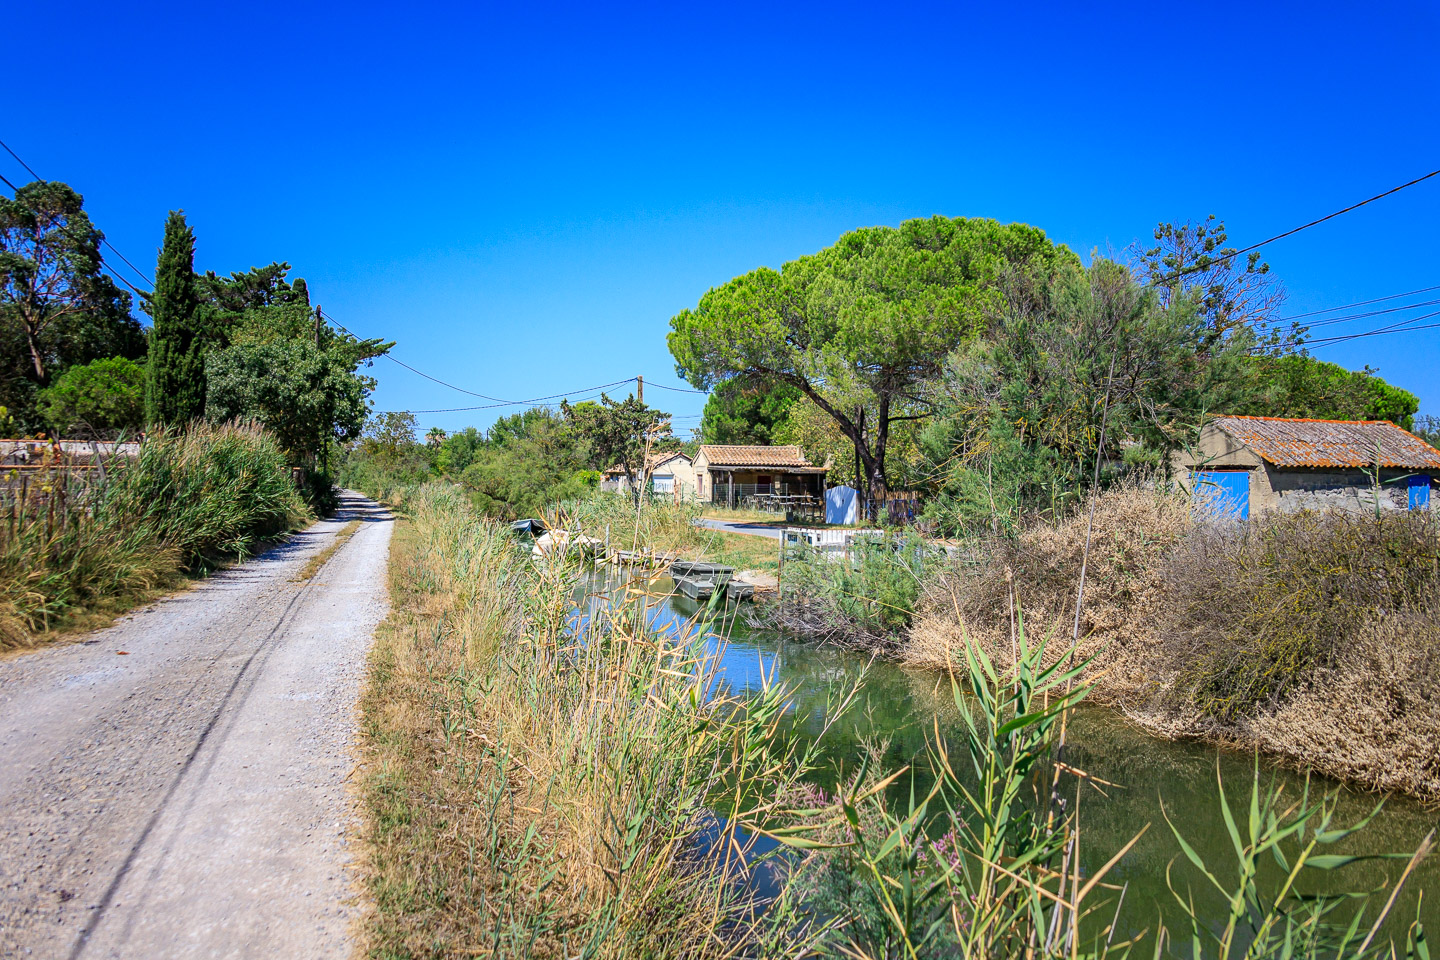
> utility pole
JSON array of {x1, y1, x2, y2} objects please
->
[
  {"x1": 314, "y1": 306, "x2": 325, "y2": 475},
  {"x1": 636, "y1": 375, "x2": 643, "y2": 404}
]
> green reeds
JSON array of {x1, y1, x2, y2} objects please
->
[
  {"x1": 0, "y1": 421, "x2": 308, "y2": 647},
  {"x1": 363, "y1": 481, "x2": 1431, "y2": 958},
  {"x1": 772, "y1": 613, "x2": 1431, "y2": 959}
]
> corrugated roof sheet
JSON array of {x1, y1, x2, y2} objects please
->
[
  {"x1": 1211, "y1": 416, "x2": 1440, "y2": 469},
  {"x1": 697, "y1": 444, "x2": 821, "y2": 469}
]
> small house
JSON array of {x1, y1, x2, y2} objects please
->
[
  {"x1": 692, "y1": 445, "x2": 827, "y2": 506},
  {"x1": 600, "y1": 451, "x2": 699, "y2": 499},
  {"x1": 1172, "y1": 415, "x2": 1439, "y2": 519}
]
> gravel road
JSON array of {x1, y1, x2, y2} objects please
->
[
  {"x1": 695, "y1": 518, "x2": 782, "y2": 539},
  {"x1": 0, "y1": 491, "x2": 392, "y2": 959}
]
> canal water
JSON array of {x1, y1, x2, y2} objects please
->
[{"x1": 574, "y1": 569, "x2": 1438, "y2": 947}]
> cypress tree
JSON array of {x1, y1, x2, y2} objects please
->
[{"x1": 145, "y1": 211, "x2": 206, "y2": 426}]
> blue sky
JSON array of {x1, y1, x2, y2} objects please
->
[{"x1": 7, "y1": 1, "x2": 1438, "y2": 435}]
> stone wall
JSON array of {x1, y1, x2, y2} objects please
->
[{"x1": 1269, "y1": 468, "x2": 1413, "y2": 514}]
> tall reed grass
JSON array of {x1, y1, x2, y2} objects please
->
[
  {"x1": 553, "y1": 491, "x2": 706, "y2": 554},
  {"x1": 361, "y1": 485, "x2": 1431, "y2": 957},
  {"x1": 906, "y1": 481, "x2": 1440, "y2": 799},
  {"x1": 0, "y1": 421, "x2": 308, "y2": 647},
  {"x1": 779, "y1": 616, "x2": 1431, "y2": 959},
  {"x1": 360, "y1": 484, "x2": 838, "y2": 957}
]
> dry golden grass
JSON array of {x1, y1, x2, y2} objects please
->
[
  {"x1": 903, "y1": 482, "x2": 1440, "y2": 800},
  {"x1": 904, "y1": 479, "x2": 1192, "y2": 699},
  {"x1": 357, "y1": 485, "x2": 816, "y2": 958}
]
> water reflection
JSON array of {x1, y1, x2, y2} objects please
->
[{"x1": 573, "y1": 568, "x2": 1438, "y2": 946}]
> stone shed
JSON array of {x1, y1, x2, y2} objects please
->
[{"x1": 1172, "y1": 415, "x2": 1440, "y2": 519}]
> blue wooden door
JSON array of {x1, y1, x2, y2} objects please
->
[
  {"x1": 1193, "y1": 470, "x2": 1250, "y2": 519},
  {"x1": 1409, "y1": 475, "x2": 1431, "y2": 510}
]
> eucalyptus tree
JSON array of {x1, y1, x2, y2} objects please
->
[{"x1": 0, "y1": 180, "x2": 142, "y2": 428}]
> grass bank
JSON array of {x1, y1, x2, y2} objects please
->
[
  {"x1": 0, "y1": 421, "x2": 310, "y2": 649},
  {"x1": 357, "y1": 484, "x2": 819, "y2": 958}
]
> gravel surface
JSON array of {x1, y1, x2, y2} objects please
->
[
  {"x1": 695, "y1": 518, "x2": 782, "y2": 539},
  {"x1": 0, "y1": 491, "x2": 392, "y2": 959}
]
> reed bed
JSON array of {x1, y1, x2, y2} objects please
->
[
  {"x1": 359, "y1": 484, "x2": 830, "y2": 958},
  {"x1": 552, "y1": 492, "x2": 706, "y2": 555},
  {"x1": 360, "y1": 485, "x2": 1431, "y2": 957},
  {"x1": 0, "y1": 421, "x2": 308, "y2": 648}
]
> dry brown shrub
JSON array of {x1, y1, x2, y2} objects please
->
[
  {"x1": 903, "y1": 478, "x2": 1191, "y2": 700},
  {"x1": 1155, "y1": 510, "x2": 1440, "y2": 720}
]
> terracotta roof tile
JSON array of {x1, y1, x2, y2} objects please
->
[
  {"x1": 697, "y1": 444, "x2": 821, "y2": 469},
  {"x1": 602, "y1": 451, "x2": 691, "y2": 477},
  {"x1": 1212, "y1": 415, "x2": 1440, "y2": 470}
]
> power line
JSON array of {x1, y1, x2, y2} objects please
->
[
  {"x1": 0, "y1": 172, "x2": 154, "y2": 302},
  {"x1": 1155, "y1": 169, "x2": 1440, "y2": 284},
  {"x1": 1274, "y1": 284, "x2": 1440, "y2": 322},
  {"x1": 399, "y1": 387, "x2": 617, "y2": 415},
  {"x1": 1305, "y1": 308, "x2": 1440, "y2": 348},
  {"x1": 0, "y1": 138, "x2": 157, "y2": 293},
  {"x1": 642, "y1": 380, "x2": 708, "y2": 394},
  {"x1": 321, "y1": 309, "x2": 646, "y2": 408},
  {"x1": 1259, "y1": 297, "x2": 1440, "y2": 332}
]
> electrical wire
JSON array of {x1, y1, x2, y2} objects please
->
[
  {"x1": 322, "y1": 309, "x2": 648, "y2": 407},
  {"x1": 0, "y1": 173, "x2": 152, "y2": 302},
  {"x1": 0, "y1": 137, "x2": 157, "y2": 290},
  {"x1": 1307, "y1": 316, "x2": 1440, "y2": 349},
  {"x1": 1258, "y1": 297, "x2": 1440, "y2": 331},
  {"x1": 641, "y1": 381, "x2": 708, "y2": 394},
  {"x1": 1273, "y1": 284, "x2": 1440, "y2": 322},
  {"x1": 1153, "y1": 169, "x2": 1440, "y2": 284}
]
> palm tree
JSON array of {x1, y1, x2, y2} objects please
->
[{"x1": 425, "y1": 426, "x2": 447, "y2": 448}]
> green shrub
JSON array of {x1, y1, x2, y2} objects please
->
[
  {"x1": 777, "y1": 533, "x2": 928, "y2": 643},
  {"x1": 38, "y1": 356, "x2": 145, "y2": 436},
  {"x1": 102, "y1": 421, "x2": 309, "y2": 567}
]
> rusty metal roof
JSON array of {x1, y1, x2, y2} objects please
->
[
  {"x1": 1211, "y1": 416, "x2": 1440, "y2": 470},
  {"x1": 697, "y1": 444, "x2": 824, "y2": 470}
]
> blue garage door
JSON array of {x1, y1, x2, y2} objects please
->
[
  {"x1": 1193, "y1": 470, "x2": 1250, "y2": 520},
  {"x1": 1410, "y1": 475, "x2": 1431, "y2": 510}
]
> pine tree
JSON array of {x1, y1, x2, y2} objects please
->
[{"x1": 145, "y1": 211, "x2": 206, "y2": 426}]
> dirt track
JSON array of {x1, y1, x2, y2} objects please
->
[{"x1": 0, "y1": 491, "x2": 391, "y2": 959}]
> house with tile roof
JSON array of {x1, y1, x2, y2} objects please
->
[
  {"x1": 692, "y1": 445, "x2": 827, "y2": 506},
  {"x1": 1172, "y1": 415, "x2": 1440, "y2": 518},
  {"x1": 600, "y1": 451, "x2": 699, "y2": 499}
]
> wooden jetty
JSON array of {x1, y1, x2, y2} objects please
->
[{"x1": 609, "y1": 548, "x2": 678, "y2": 568}]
